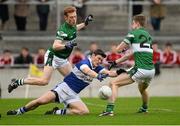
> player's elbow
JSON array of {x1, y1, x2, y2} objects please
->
[
  {"x1": 52, "y1": 44, "x2": 61, "y2": 51},
  {"x1": 53, "y1": 40, "x2": 64, "y2": 50}
]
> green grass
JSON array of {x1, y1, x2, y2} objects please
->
[{"x1": 0, "y1": 97, "x2": 180, "y2": 125}]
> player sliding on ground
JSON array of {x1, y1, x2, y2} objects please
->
[
  {"x1": 7, "y1": 49, "x2": 123, "y2": 116},
  {"x1": 8, "y1": 6, "x2": 93, "y2": 93},
  {"x1": 99, "y1": 14, "x2": 155, "y2": 116}
]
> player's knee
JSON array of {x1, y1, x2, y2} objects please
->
[
  {"x1": 78, "y1": 109, "x2": 89, "y2": 115},
  {"x1": 109, "y1": 81, "x2": 115, "y2": 87},
  {"x1": 139, "y1": 90, "x2": 143, "y2": 94},
  {"x1": 139, "y1": 89, "x2": 146, "y2": 94},
  {"x1": 82, "y1": 109, "x2": 89, "y2": 115}
]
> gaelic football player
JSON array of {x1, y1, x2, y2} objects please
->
[
  {"x1": 8, "y1": 6, "x2": 93, "y2": 93},
  {"x1": 99, "y1": 14, "x2": 155, "y2": 116}
]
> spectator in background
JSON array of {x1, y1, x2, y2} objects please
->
[
  {"x1": 36, "y1": 0, "x2": 50, "y2": 31},
  {"x1": 162, "y1": 42, "x2": 177, "y2": 67},
  {"x1": 14, "y1": 0, "x2": 29, "y2": 31},
  {"x1": 69, "y1": 47, "x2": 85, "y2": 65},
  {"x1": 152, "y1": 42, "x2": 162, "y2": 76},
  {"x1": 73, "y1": 0, "x2": 87, "y2": 23},
  {"x1": 176, "y1": 50, "x2": 180, "y2": 67},
  {"x1": 0, "y1": 0, "x2": 9, "y2": 30},
  {"x1": 84, "y1": 42, "x2": 98, "y2": 58},
  {"x1": 150, "y1": 0, "x2": 166, "y2": 31},
  {"x1": 14, "y1": 47, "x2": 33, "y2": 64},
  {"x1": 0, "y1": 50, "x2": 13, "y2": 66},
  {"x1": 35, "y1": 48, "x2": 45, "y2": 65},
  {"x1": 104, "y1": 43, "x2": 122, "y2": 68},
  {"x1": 0, "y1": 83, "x2": 1, "y2": 98},
  {"x1": 132, "y1": 0, "x2": 143, "y2": 16}
]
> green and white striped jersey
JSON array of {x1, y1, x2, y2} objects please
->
[
  {"x1": 48, "y1": 22, "x2": 77, "y2": 59},
  {"x1": 123, "y1": 27, "x2": 154, "y2": 70}
]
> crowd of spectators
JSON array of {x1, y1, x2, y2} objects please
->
[
  {"x1": 0, "y1": 47, "x2": 44, "y2": 67},
  {"x1": 0, "y1": 0, "x2": 89, "y2": 31},
  {"x1": 1, "y1": 0, "x2": 168, "y2": 32},
  {"x1": 0, "y1": 42, "x2": 180, "y2": 71},
  {"x1": 0, "y1": 0, "x2": 50, "y2": 31}
]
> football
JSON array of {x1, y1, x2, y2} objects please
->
[{"x1": 98, "y1": 86, "x2": 112, "y2": 100}]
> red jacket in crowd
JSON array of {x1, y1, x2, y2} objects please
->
[
  {"x1": 153, "y1": 49, "x2": 162, "y2": 64},
  {"x1": 0, "y1": 58, "x2": 12, "y2": 65},
  {"x1": 162, "y1": 51, "x2": 177, "y2": 65},
  {"x1": 176, "y1": 52, "x2": 180, "y2": 65},
  {"x1": 106, "y1": 52, "x2": 122, "y2": 62}
]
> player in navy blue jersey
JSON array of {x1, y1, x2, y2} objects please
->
[{"x1": 7, "y1": 49, "x2": 122, "y2": 116}]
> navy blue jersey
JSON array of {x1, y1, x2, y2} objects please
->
[{"x1": 64, "y1": 58, "x2": 105, "y2": 93}]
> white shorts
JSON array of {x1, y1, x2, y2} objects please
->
[
  {"x1": 127, "y1": 67, "x2": 155, "y2": 84},
  {"x1": 51, "y1": 82, "x2": 82, "y2": 106},
  {"x1": 44, "y1": 50, "x2": 70, "y2": 69}
]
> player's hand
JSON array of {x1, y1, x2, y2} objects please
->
[
  {"x1": 97, "y1": 73, "x2": 108, "y2": 82},
  {"x1": 108, "y1": 61, "x2": 117, "y2": 70},
  {"x1": 116, "y1": 68, "x2": 127, "y2": 75},
  {"x1": 84, "y1": 14, "x2": 93, "y2": 26},
  {"x1": 65, "y1": 40, "x2": 77, "y2": 49}
]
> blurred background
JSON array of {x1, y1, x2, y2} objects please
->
[{"x1": 0, "y1": 0, "x2": 180, "y2": 99}]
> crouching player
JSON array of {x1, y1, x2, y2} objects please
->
[{"x1": 7, "y1": 49, "x2": 120, "y2": 116}]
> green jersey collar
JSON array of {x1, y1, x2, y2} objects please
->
[
  {"x1": 65, "y1": 22, "x2": 75, "y2": 29},
  {"x1": 137, "y1": 27, "x2": 145, "y2": 30}
]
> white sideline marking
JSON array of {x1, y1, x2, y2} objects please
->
[
  {"x1": 86, "y1": 102, "x2": 175, "y2": 112},
  {"x1": 150, "y1": 108, "x2": 174, "y2": 112},
  {"x1": 86, "y1": 102, "x2": 105, "y2": 107}
]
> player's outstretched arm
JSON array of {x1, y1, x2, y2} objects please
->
[
  {"x1": 81, "y1": 65, "x2": 98, "y2": 78},
  {"x1": 117, "y1": 41, "x2": 129, "y2": 53},
  {"x1": 80, "y1": 65, "x2": 106, "y2": 81},
  {"x1": 116, "y1": 52, "x2": 133, "y2": 64},
  {"x1": 53, "y1": 39, "x2": 77, "y2": 51},
  {"x1": 76, "y1": 23, "x2": 85, "y2": 31},
  {"x1": 76, "y1": 14, "x2": 93, "y2": 31},
  {"x1": 100, "y1": 69, "x2": 117, "y2": 77},
  {"x1": 52, "y1": 39, "x2": 66, "y2": 50}
]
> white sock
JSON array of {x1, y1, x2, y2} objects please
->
[{"x1": 55, "y1": 109, "x2": 67, "y2": 115}]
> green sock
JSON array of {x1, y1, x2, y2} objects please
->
[
  {"x1": 106, "y1": 103, "x2": 114, "y2": 112},
  {"x1": 142, "y1": 103, "x2": 148, "y2": 109}
]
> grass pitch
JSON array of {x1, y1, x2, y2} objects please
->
[{"x1": 0, "y1": 97, "x2": 180, "y2": 125}]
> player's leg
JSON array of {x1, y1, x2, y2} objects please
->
[
  {"x1": 45, "y1": 101, "x2": 89, "y2": 115},
  {"x1": 8, "y1": 65, "x2": 54, "y2": 93},
  {"x1": 56, "y1": 61, "x2": 72, "y2": 77},
  {"x1": 8, "y1": 50, "x2": 55, "y2": 93},
  {"x1": 23, "y1": 66, "x2": 53, "y2": 86},
  {"x1": 136, "y1": 68, "x2": 155, "y2": 113},
  {"x1": 48, "y1": 101, "x2": 89, "y2": 115},
  {"x1": 45, "y1": 82, "x2": 89, "y2": 115},
  {"x1": 7, "y1": 91, "x2": 56, "y2": 115},
  {"x1": 67, "y1": 101, "x2": 89, "y2": 115},
  {"x1": 137, "y1": 82, "x2": 149, "y2": 113},
  {"x1": 99, "y1": 73, "x2": 134, "y2": 116}
]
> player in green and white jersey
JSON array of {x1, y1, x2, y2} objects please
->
[
  {"x1": 8, "y1": 6, "x2": 93, "y2": 93},
  {"x1": 99, "y1": 14, "x2": 155, "y2": 116}
]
